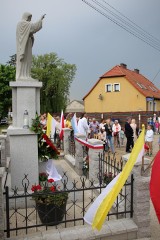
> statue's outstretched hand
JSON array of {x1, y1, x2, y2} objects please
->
[{"x1": 41, "y1": 14, "x2": 46, "y2": 20}]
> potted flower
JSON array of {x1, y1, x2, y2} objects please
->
[
  {"x1": 39, "y1": 172, "x2": 48, "y2": 182},
  {"x1": 103, "y1": 172, "x2": 115, "y2": 185},
  {"x1": 31, "y1": 178, "x2": 68, "y2": 225}
]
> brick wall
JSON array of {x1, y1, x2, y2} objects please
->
[{"x1": 77, "y1": 111, "x2": 160, "y2": 127}]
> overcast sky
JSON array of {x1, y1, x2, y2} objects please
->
[{"x1": 1, "y1": 0, "x2": 160, "y2": 101}]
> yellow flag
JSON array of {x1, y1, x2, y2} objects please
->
[
  {"x1": 92, "y1": 125, "x2": 145, "y2": 230},
  {"x1": 46, "y1": 113, "x2": 52, "y2": 137}
]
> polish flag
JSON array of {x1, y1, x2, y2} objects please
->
[{"x1": 59, "y1": 110, "x2": 64, "y2": 140}]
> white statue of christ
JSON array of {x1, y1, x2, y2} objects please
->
[{"x1": 16, "y1": 12, "x2": 45, "y2": 81}]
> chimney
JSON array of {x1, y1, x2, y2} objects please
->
[
  {"x1": 134, "y1": 69, "x2": 140, "y2": 74},
  {"x1": 120, "y1": 63, "x2": 127, "y2": 69}
]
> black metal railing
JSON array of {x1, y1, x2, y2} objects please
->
[
  {"x1": 98, "y1": 152, "x2": 123, "y2": 184},
  {"x1": 3, "y1": 171, "x2": 133, "y2": 238},
  {"x1": 82, "y1": 146, "x2": 89, "y2": 178}
]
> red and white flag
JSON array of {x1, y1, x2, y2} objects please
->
[
  {"x1": 59, "y1": 110, "x2": 64, "y2": 140},
  {"x1": 150, "y1": 150, "x2": 160, "y2": 223}
]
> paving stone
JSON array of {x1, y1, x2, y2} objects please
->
[
  {"x1": 42, "y1": 229, "x2": 61, "y2": 240},
  {"x1": 107, "y1": 219, "x2": 127, "y2": 235}
]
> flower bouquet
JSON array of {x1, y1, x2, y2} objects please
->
[
  {"x1": 103, "y1": 172, "x2": 115, "y2": 185},
  {"x1": 31, "y1": 114, "x2": 60, "y2": 161}
]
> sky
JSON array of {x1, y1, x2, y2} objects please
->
[{"x1": 1, "y1": 0, "x2": 160, "y2": 101}]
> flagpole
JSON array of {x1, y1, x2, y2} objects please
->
[
  {"x1": 141, "y1": 153, "x2": 158, "y2": 173},
  {"x1": 141, "y1": 156, "x2": 144, "y2": 175}
]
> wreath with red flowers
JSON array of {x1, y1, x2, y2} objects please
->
[{"x1": 31, "y1": 114, "x2": 60, "y2": 161}]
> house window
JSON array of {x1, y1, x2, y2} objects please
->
[
  {"x1": 149, "y1": 86, "x2": 157, "y2": 92},
  {"x1": 114, "y1": 83, "x2": 120, "y2": 92},
  {"x1": 105, "y1": 84, "x2": 112, "y2": 92}
]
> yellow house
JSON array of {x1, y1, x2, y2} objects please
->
[{"x1": 83, "y1": 63, "x2": 160, "y2": 112}]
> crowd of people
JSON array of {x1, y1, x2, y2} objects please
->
[
  {"x1": 39, "y1": 112, "x2": 160, "y2": 156},
  {"x1": 74, "y1": 113, "x2": 139, "y2": 154}
]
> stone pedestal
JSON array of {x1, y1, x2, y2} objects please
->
[
  {"x1": 7, "y1": 81, "x2": 42, "y2": 190},
  {"x1": 123, "y1": 154, "x2": 151, "y2": 238},
  {"x1": 8, "y1": 127, "x2": 39, "y2": 190},
  {"x1": 88, "y1": 139, "x2": 104, "y2": 184},
  {"x1": 74, "y1": 133, "x2": 86, "y2": 175},
  {"x1": 63, "y1": 128, "x2": 72, "y2": 155},
  {"x1": 10, "y1": 81, "x2": 42, "y2": 128}
]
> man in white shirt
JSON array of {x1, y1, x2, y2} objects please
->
[{"x1": 77, "y1": 113, "x2": 89, "y2": 137}]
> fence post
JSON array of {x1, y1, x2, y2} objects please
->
[
  {"x1": 123, "y1": 155, "x2": 151, "y2": 238},
  {"x1": 0, "y1": 167, "x2": 5, "y2": 240},
  {"x1": 74, "y1": 134, "x2": 86, "y2": 175},
  {"x1": 87, "y1": 139, "x2": 104, "y2": 184},
  {"x1": 63, "y1": 128, "x2": 72, "y2": 155}
]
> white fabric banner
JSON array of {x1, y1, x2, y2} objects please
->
[{"x1": 46, "y1": 159, "x2": 62, "y2": 181}]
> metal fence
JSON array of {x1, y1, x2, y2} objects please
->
[
  {"x1": 98, "y1": 152, "x2": 123, "y2": 184},
  {"x1": 3, "y1": 169, "x2": 133, "y2": 238}
]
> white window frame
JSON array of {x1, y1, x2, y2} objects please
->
[
  {"x1": 113, "y1": 83, "x2": 120, "y2": 92},
  {"x1": 105, "y1": 83, "x2": 112, "y2": 92},
  {"x1": 137, "y1": 82, "x2": 143, "y2": 89}
]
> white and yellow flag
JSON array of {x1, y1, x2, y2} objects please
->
[
  {"x1": 84, "y1": 125, "x2": 145, "y2": 231},
  {"x1": 46, "y1": 113, "x2": 56, "y2": 138}
]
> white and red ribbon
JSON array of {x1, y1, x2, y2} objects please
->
[{"x1": 75, "y1": 137, "x2": 104, "y2": 150}]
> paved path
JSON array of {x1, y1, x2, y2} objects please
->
[{"x1": 57, "y1": 134, "x2": 160, "y2": 240}]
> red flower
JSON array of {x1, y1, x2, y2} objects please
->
[
  {"x1": 36, "y1": 184, "x2": 42, "y2": 190},
  {"x1": 31, "y1": 185, "x2": 37, "y2": 192},
  {"x1": 31, "y1": 184, "x2": 42, "y2": 192},
  {"x1": 48, "y1": 178, "x2": 54, "y2": 183},
  {"x1": 50, "y1": 186, "x2": 56, "y2": 192}
]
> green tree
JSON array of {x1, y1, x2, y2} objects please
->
[
  {"x1": 7, "y1": 54, "x2": 16, "y2": 67},
  {"x1": 0, "y1": 64, "x2": 15, "y2": 118},
  {"x1": 31, "y1": 53, "x2": 76, "y2": 113}
]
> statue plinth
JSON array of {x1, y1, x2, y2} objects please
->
[
  {"x1": 8, "y1": 80, "x2": 42, "y2": 190},
  {"x1": 10, "y1": 81, "x2": 42, "y2": 128}
]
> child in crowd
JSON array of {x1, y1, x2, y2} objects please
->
[
  {"x1": 119, "y1": 127, "x2": 125, "y2": 146},
  {"x1": 98, "y1": 127, "x2": 108, "y2": 152},
  {"x1": 145, "y1": 124, "x2": 154, "y2": 156}
]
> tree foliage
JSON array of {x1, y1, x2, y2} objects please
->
[
  {"x1": 0, "y1": 64, "x2": 15, "y2": 117},
  {"x1": 31, "y1": 53, "x2": 76, "y2": 113}
]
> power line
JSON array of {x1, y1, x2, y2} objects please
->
[
  {"x1": 82, "y1": 0, "x2": 160, "y2": 52},
  {"x1": 152, "y1": 68, "x2": 160, "y2": 83},
  {"x1": 100, "y1": 0, "x2": 160, "y2": 45},
  {"x1": 95, "y1": 0, "x2": 160, "y2": 48}
]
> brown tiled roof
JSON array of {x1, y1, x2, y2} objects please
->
[{"x1": 83, "y1": 65, "x2": 160, "y2": 100}]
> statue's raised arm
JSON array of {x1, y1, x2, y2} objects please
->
[{"x1": 16, "y1": 12, "x2": 45, "y2": 81}]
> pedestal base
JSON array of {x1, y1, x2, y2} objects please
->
[{"x1": 7, "y1": 126, "x2": 39, "y2": 190}]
